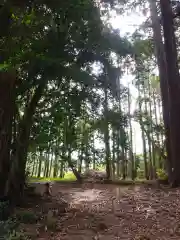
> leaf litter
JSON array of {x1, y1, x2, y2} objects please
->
[{"x1": 17, "y1": 183, "x2": 180, "y2": 239}]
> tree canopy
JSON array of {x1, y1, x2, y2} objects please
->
[{"x1": 1, "y1": 0, "x2": 180, "y2": 202}]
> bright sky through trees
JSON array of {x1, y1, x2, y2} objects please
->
[{"x1": 111, "y1": 11, "x2": 145, "y2": 154}]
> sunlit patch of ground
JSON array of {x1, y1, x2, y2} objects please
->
[{"x1": 71, "y1": 189, "x2": 105, "y2": 202}]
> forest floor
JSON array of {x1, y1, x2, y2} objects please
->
[{"x1": 16, "y1": 182, "x2": 180, "y2": 240}]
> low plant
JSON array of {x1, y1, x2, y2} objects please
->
[
  {"x1": 0, "y1": 219, "x2": 19, "y2": 239},
  {"x1": 6, "y1": 230, "x2": 28, "y2": 240},
  {"x1": 0, "y1": 200, "x2": 11, "y2": 221},
  {"x1": 156, "y1": 168, "x2": 168, "y2": 180},
  {"x1": 137, "y1": 169, "x2": 144, "y2": 179},
  {"x1": 15, "y1": 210, "x2": 37, "y2": 224},
  {"x1": 45, "y1": 211, "x2": 58, "y2": 231}
]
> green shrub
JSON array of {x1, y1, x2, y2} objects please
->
[
  {"x1": 29, "y1": 171, "x2": 76, "y2": 183},
  {"x1": 156, "y1": 168, "x2": 168, "y2": 180},
  {"x1": 0, "y1": 219, "x2": 19, "y2": 239},
  {"x1": 0, "y1": 201, "x2": 11, "y2": 221},
  {"x1": 6, "y1": 230, "x2": 28, "y2": 240},
  {"x1": 137, "y1": 169, "x2": 144, "y2": 179},
  {"x1": 16, "y1": 210, "x2": 37, "y2": 224}
]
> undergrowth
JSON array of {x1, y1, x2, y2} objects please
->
[
  {"x1": 0, "y1": 185, "x2": 40, "y2": 240},
  {"x1": 15, "y1": 210, "x2": 37, "y2": 224},
  {"x1": 0, "y1": 218, "x2": 28, "y2": 240},
  {"x1": 0, "y1": 208, "x2": 38, "y2": 239},
  {"x1": 29, "y1": 172, "x2": 76, "y2": 182},
  {"x1": 156, "y1": 168, "x2": 168, "y2": 180}
]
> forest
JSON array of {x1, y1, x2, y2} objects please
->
[{"x1": 1, "y1": 0, "x2": 180, "y2": 239}]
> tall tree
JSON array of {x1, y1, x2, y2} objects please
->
[
  {"x1": 160, "y1": 0, "x2": 180, "y2": 186},
  {"x1": 0, "y1": 71, "x2": 16, "y2": 195},
  {"x1": 148, "y1": 0, "x2": 172, "y2": 181}
]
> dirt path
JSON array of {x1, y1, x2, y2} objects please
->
[{"x1": 20, "y1": 183, "x2": 180, "y2": 240}]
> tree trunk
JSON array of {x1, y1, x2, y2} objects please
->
[
  {"x1": 104, "y1": 87, "x2": 111, "y2": 179},
  {"x1": 37, "y1": 151, "x2": 42, "y2": 178},
  {"x1": 43, "y1": 156, "x2": 47, "y2": 178},
  {"x1": 127, "y1": 86, "x2": 134, "y2": 180},
  {"x1": 0, "y1": 71, "x2": 16, "y2": 196},
  {"x1": 149, "y1": 0, "x2": 172, "y2": 181},
  {"x1": 147, "y1": 75, "x2": 156, "y2": 172},
  {"x1": 48, "y1": 151, "x2": 53, "y2": 177},
  {"x1": 160, "y1": 0, "x2": 180, "y2": 186},
  {"x1": 121, "y1": 147, "x2": 126, "y2": 180},
  {"x1": 53, "y1": 151, "x2": 59, "y2": 178},
  {"x1": 137, "y1": 82, "x2": 148, "y2": 179},
  {"x1": 5, "y1": 80, "x2": 46, "y2": 200},
  {"x1": 153, "y1": 90, "x2": 161, "y2": 167},
  {"x1": 31, "y1": 154, "x2": 36, "y2": 177},
  {"x1": 141, "y1": 126, "x2": 148, "y2": 180},
  {"x1": 34, "y1": 158, "x2": 38, "y2": 177},
  {"x1": 116, "y1": 131, "x2": 121, "y2": 178},
  {"x1": 78, "y1": 146, "x2": 83, "y2": 173},
  {"x1": 59, "y1": 161, "x2": 64, "y2": 178},
  {"x1": 45, "y1": 153, "x2": 50, "y2": 178},
  {"x1": 93, "y1": 135, "x2": 96, "y2": 170},
  {"x1": 85, "y1": 144, "x2": 89, "y2": 171},
  {"x1": 143, "y1": 86, "x2": 153, "y2": 179},
  {"x1": 112, "y1": 130, "x2": 116, "y2": 179},
  {"x1": 67, "y1": 147, "x2": 82, "y2": 182}
]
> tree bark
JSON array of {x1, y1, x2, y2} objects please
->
[
  {"x1": 53, "y1": 150, "x2": 59, "y2": 178},
  {"x1": 48, "y1": 151, "x2": 53, "y2": 177},
  {"x1": 149, "y1": 0, "x2": 172, "y2": 182},
  {"x1": 147, "y1": 75, "x2": 156, "y2": 172},
  {"x1": 37, "y1": 151, "x2": 42, "y2": 178},
  {"x1": 152, "y1": 89, "x2": 161, "y2": 167},
  {"x1": 92, "y1": 134, "x2": 96, "y2": 170},
  {"x1": 127, "y1": 86, "x2": 134, "y2": 180},
  {"x1": 0, "y1": 71, "x2": 16, "y2": 196},
  {"x1": 31, "y1": 154, "x2": 36, "y2": 177},
  {"x1": 160, "y1": 0, "x2": 180, "y2": 186},
  {"x1": 5, "y1": 80, "x2": 46, "y2": 200},
  {"x1": 59, "y1": 161, "x2": 64, "y2": 178},
  {"x1": 143, "y1": 86, "x2": 153, "y2": 179},
  {"x1": 67, "y1": 148, "x2": 82, "y2": 182},
  {"x1": 137, "y1": 82, "x2": 148, "y2": 179},
  {"x1": 78, "y1": 146, "x2": 83, "y2": 173},
  {"x1": 112, "y1": 129, "x2": 116, "y2": 179},
  {"x1": 104, "y1": 87, "x2": 111, "y2": 179}
]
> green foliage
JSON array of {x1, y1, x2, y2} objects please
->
[
  {"x1": 29, "y1": 172, "x2": 76, "y2": 182},
  {"x1": 133, "y1": 38, "x2": 154, "y2": 59},
  {"x1": 0, "y1": 201, "x2": 11, "y2": 221},
  {"x1": 0, "y1": 219, "x2": 19, "y2": 240},
  {"x1": 156, "y1": 169, "x2": 168, "y2": 180},
  {"x1": 2, "y1": 0, "x2": 166, "y2": 190},
  {"x1": 0, "y1": 0, "x2": 135, "y2": 198},
  {"x1": 15, "y1": 211, "x2": 37, "y2": 224},
  {"x1": 6, "y1": 230, "x2": 28, "y2": 240},
  {"x1": 137, "y1": 169, "x2": 145, "y2": 179}
]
